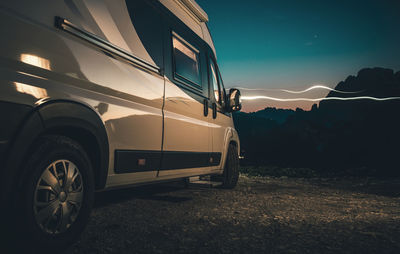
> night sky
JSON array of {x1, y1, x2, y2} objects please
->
[{"x1": 196, "y1": 0, "x2": 400, "y2": 111}]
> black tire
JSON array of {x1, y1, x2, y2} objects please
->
[
  {"x1": 12, "y1": 135, "x2": 94, "y2": 252},
  {"x1": 221, "y1": 144, "x2": 240, "y2": 189}
]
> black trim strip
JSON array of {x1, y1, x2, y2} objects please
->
[
  {"x1": 115, "y1": 150, "x2": 161, "y2": 173},
  {"x1": 162, "y1": 151, "x2": 221, "y2": 170},
  {"x1": 114, "y1": 150, "x2": 221, "y2": 173},
  {"x1": 54, "y1": 16, "x2": 161, "y2": 75}
]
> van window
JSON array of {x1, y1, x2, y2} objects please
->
[
  {"x1": 209, "y1": 58, "x2": 226, "y2": 107},
  {"x1": 209, "y1": 59, "x2": 220, "y2": 102},
  {"x1": 216, "y1": 67, "x2": 226, "y2": 107},
  {"x1": 172, "y1": 34, "x2": 201, "y2": 88}
]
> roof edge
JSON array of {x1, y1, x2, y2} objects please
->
[{"x1": 178, "y1": 0, "x2": 208, "y2": 22}]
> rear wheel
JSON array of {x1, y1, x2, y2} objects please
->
[{"x1": 15, "y1": 135, "x2": 94, "y2": 251}]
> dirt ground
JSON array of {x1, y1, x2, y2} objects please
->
[{"x1": 65, "y1": 175, "x2": 400, "y2": 254}]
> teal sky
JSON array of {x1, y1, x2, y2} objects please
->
[{"x1": 196, "y1": 0, "x2": 400, "y2": 110}]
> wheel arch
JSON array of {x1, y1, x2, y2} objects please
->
[
  {"x1": 37, "y1": 100, "x2": 109, "y2": 190},
  {"x1": 219, "y1": 128, "x2": 240, "y2": 170},
  {"x1": 1, "y1": 100, "x2": 109, "y2": 203},
  {"x1": 228, "y1": 128, "x2": 240, "y2": 156}
]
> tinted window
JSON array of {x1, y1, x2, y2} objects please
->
[
  {"x1": 210, "y1": 58, "x2": 226, "y2": 107},
  {"x1": 209, "y1": 59, "x2": 220, "y2": 102},
  {"x1": 216, "y1": 67, "x2": 226, "y2": 107},
  {"x1": 173, "y1": 35, "x2": 201, "y2": 87}
]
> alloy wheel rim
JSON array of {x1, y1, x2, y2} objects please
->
[{"x1": 33, "y1": 159, "x2": 84, "y2": 234}]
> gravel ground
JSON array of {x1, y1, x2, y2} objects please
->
[{"x1": 65, "y1": 175, "x2": 400, "y2": 254}]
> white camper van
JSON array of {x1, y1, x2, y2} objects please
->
[{"x1": 0, "y1": 0, "x2": 241, "y2": 248}]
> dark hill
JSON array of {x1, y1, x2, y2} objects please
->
[
  {"x1": 246, "y1": 107, "x2": 295, "y2": 124},
  {"x1": 234, "y1": 67, "x2": 400, "y2": 176},
  {"x1": 321, "y1": 67, "x2": 400, "y2": 104}
]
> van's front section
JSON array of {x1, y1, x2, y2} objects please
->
[{"x1": 158, "y1": 0, "x2": 241, "y2": 179}]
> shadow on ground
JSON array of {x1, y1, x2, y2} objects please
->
[{"x1": 95, "y1": 182, "x2": 192, "y2": 208}]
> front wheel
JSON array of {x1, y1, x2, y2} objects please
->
[
  {"x1": 220, "y1": 144, "x2": 240, "y2": 189},
  {"x1": 16, "y1": 135, "x2": 94, "y2": 251}
]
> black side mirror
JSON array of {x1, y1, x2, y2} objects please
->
[{"x1": 227, "y1": 88, "x2": 242, "y2": 112}]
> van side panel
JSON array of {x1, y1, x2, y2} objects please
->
[
  {"x1": 160, "y1": 78, "x2": 213, "y2": 177},
  {"x1": 0, "y1": 1, "x2": 165, "y2": 188}
]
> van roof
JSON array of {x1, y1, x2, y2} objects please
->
[{"x1": 179, "y1": 0, "x2": 208, "y2": 22}]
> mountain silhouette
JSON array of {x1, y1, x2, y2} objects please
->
[
  {"x1": 245, "y1": 107, "x2": 295, "y2": 124},
  {"x1": 234, "y1": 67, "x2": 400, "y2": 176}
]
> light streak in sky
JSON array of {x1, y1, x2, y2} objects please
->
[
  {"x1": 241, "y1": 95, "x2": 400, "y2": 102},
  {"x1": 234, "y1": 85, "x2": 362, "y2": 94},
  {"x1": 281, "y1": 85, "x2": 361, "y2": 94}
]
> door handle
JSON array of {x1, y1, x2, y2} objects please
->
[
  {"x1": 203, "y1": 99, "x2": 208, "y2": 117},
  {"x1": 212, "y1": 103, "x2": 217, "y2": 119}
]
